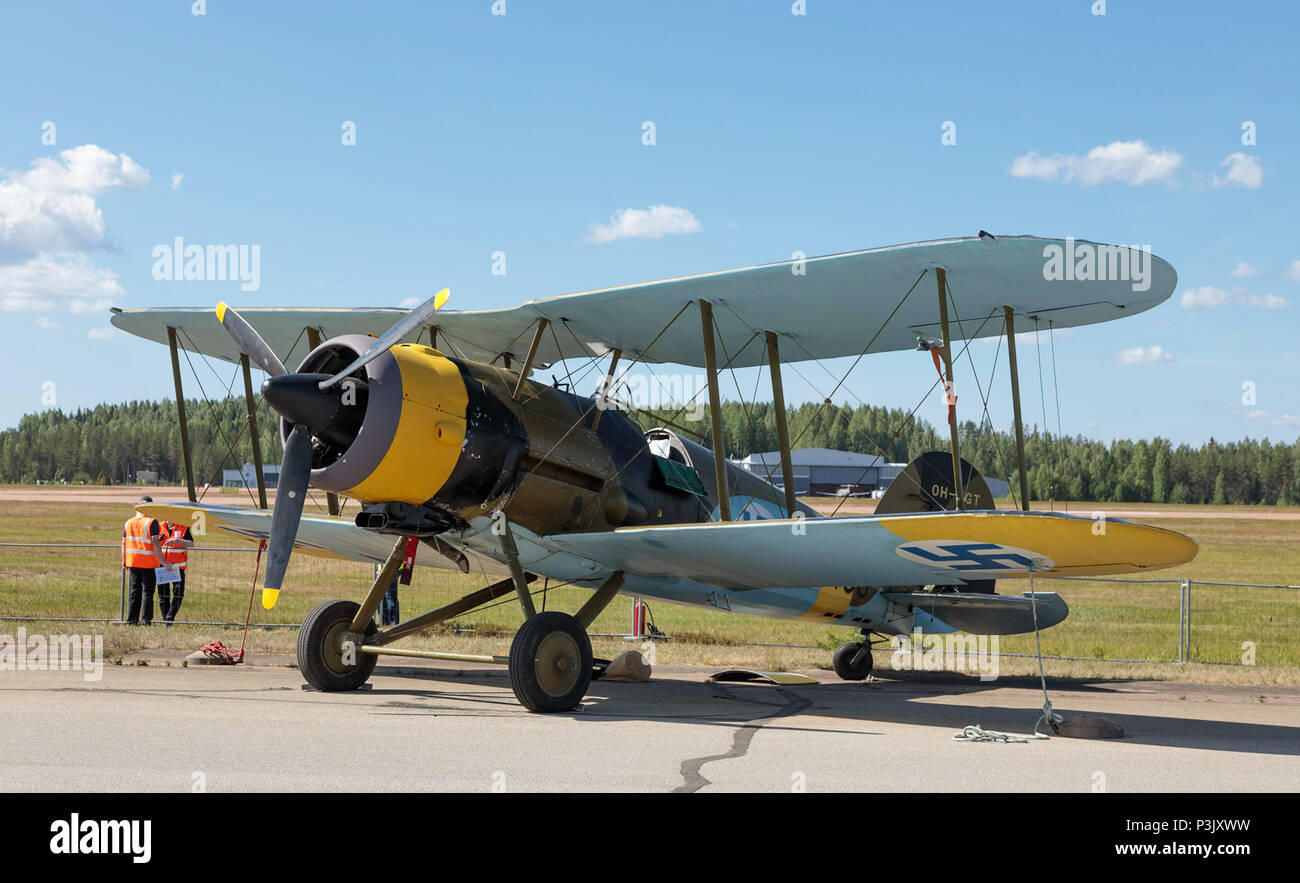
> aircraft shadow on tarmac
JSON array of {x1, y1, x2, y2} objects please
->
[{"x1": 367, "y1": 664, "x2": 1300, "y2": 757}]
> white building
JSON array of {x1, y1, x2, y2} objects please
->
[
  {"x1": 732, "y1": 448, "x2": 906, "y2": 496},
  {"x1": 221, "y1": 462, "x2": 281, "y2": 490}
]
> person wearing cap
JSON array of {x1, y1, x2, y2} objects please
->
[{"x1": 121, "y1": 496, "x2": 176, "y2": 625}]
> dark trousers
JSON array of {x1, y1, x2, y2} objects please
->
[
  {"x1": 158, "y1": 570, "x2": 186, "y2": 622},
  {"x1": 380, "y1": 579, "x2": 400, "y2": 626},
  {"x1": 126, "y1": 567, "x2": 156, "y2": 624}
]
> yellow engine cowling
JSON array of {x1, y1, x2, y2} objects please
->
[{"x1": 288, "y1": 336, "x2": 471, "y2": 505}]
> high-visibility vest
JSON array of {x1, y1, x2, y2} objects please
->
[
  {"x1": 122, "y1": 514, "x2": 161, "y2": 569},
  {"x1": 161, "y1": 522, "x2": 189, "y2": 569}
]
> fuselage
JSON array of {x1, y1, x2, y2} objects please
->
[{"x1": 277, "y1": 334, "x2": 966, "y2": 636}]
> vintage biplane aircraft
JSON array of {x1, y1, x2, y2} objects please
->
[{"x1": 112, "y1": 234, "x2": 1197, "y2": 711}]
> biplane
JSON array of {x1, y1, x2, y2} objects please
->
[{"x1": 111, "y1": 234, "x2": 1197, "y2": 711}]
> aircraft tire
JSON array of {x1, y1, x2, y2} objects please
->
[
  {"x1": 509, "y1": 611, "x2": 593, "y2": 712},
  {"x1": 297, "y1": 599, "x2": 378, "y2": 691},
  {"x1": 833, "y1": 640, "x2": 873, "y2": 681}
]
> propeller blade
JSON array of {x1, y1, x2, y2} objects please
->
[
  {"x1": 216, "y1": 302, "x2": 288, "y2": 377},
  {"x1": 262, "y1": 422, "x2": 312, "y2": 608},
  {"x1": 318, "y1": 288, "x2": 449, "y2": 390}
]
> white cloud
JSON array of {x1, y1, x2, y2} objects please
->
[
  {"x1": 170, "y1": 172, "x2": 183, "y2": 191},
  {"x1": 1008, "y1": 140, "x2": 1182, "y2": 186},
  {"x1": 0, "y1": 254, "x2": 124, "y2": 313},
  {"x1": 1231, "y1": 261, "x2": 1260, "y2": 278},
  {"x1": 0, "y1": 145, "x2": 146, "y2": 315},
  {"x1": 1116, "y1": 345, "x2": 1172, "y2": 365},
  {"x1": 1286, "y1": 260, "x2": 1300, "y2": 281},
  {"x1": 0, "y1": 144, "x2": 149, "y2": 260},
  {"x1": 586, "y1": 205, "x2": 702, "y2": 244},
  {"x1": 35, "y1": 316, "x2": 61, "y2": 329},
  {"x1": 85, "y1": 326, "x2": 120, "y2": 340},
  {"x1": 398, "y1": 296, "x2": 421, "y2": 307},
  {"x1": 1212, "y1": 152, "x2": 1262, "y2": 189},
  {"x1": 1179, "y1": 285, "x2": 1288, "y2": 309},
  {"x1": 1248, "y1": 410, "x2": 1300, "y2": 428}
]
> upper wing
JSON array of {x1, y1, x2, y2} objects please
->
[
  {"x1": 544, "y1": 510, "x2": 1197, "y2": 590},
  {"x1": 110, "y1": 235, "x2": 1175, "y2": 371}
]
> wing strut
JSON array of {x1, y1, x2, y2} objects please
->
[
  {"x1": 765, "y1": 331, "x2": 797, "y2": 516},
  {"x1": 1003, "y1": 306, "x2": 1032, "y2": 511},
  {"x1": 239, "y1": 353, "x2": 269, "y2": 509},
  {"x1": 167, "y1": 327, "x2": 198, "y2": 503},
  {"x1": 512, "y1": 318, "x2": 550, "y2": 401},
  {"x1": 935, "y1": 268, "x2": 965, "y2": 508},
  {"x1": 699, "y1": 299, "x2": 730, "y2": 521},
  {"x1": 590, "y1": 348, "x2": 621, "y2": 430}
]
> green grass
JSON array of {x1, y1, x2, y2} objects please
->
[{"x1": 1, "y1": 499, "x2": 1297, "y2": 680}]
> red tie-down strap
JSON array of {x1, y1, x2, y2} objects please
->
[
  {"x1": 200, "y1": 538, "x2": 267, "y2": 665},
  {"x1": 399, "y1": 536, "x2": 419, "y2": 586},
  {"x1": 929, "y1": 349, "x2": 957, "y2": 426}
]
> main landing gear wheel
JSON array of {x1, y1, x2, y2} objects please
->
[
  {"x1": 509, "y1": 611, "x2": 594, "y2": 713},
  {"x1": 833, "y1": 640, "x2": 874, "y2": 681},
  {"x1": 297, "y1": 599, "x2": 378, "y2": 691}
]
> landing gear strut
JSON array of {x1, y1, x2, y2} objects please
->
[
  {"x1": 833, "y1": 636, "x2": 875, "y2": 681},
  {"x1": 294, "y1": 527, "x2": 624, "y2": 712}
]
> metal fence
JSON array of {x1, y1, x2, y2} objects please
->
[
  {"x1": 0, "y1": 542, "x2": 1296, "y2": 667},
  {"x1": 0, "y1": 542, "x2": 472, "y2": 629}
]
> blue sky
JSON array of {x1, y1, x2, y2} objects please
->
[{"x1": 1, "y1": 1, "x2": 1297, "y2": 447}]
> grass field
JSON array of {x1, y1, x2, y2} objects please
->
[{"x1": 1, "y1": 492, "x2": 1297, "y2": 684}]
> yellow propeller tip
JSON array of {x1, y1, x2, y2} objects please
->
[
  {"x1": 215, "y1": 302, "x2": 228, "y2": 323},
  {"x1": 434, "y1": 288, "x2": 450, "y2": 310},
  {"x1": 261, "y1": 588, "x2": 280, "y2": 610}
]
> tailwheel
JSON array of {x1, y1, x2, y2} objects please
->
[
  {"x1": 297, "y1": 599, "x2": 378, "y2": 691},
  {"x1": 833, "y1": 640, "x2": 874, "y2": 681},
  {"x1": 509, "y1": 611, "x2": 593, "y2": 713}
]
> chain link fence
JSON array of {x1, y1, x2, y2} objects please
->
[
  {"x1": 0, "y1": 543, "x2": 481, "y2": 630},
  {"x1": 1, "y1": 543, "x2": 1296, "y2": 666}
]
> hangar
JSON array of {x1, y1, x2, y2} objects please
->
[{"x1": 733, "y1": 448, "x2": 1009, "y2": 498}]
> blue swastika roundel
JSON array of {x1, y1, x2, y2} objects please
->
[{"x1": 894, "y1": 540, "x2": 1054, "y2": 574}]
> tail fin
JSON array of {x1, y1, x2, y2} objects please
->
[
  {"x1": 877, "y1": 452, "x2": 998, "y2": 594},
  {"x1": 876, "y1": 451, "x2": 997, "y2": 515}
]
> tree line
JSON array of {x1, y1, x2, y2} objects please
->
[
  {"x1": 0, "y1": 399, "x2": 281, "y2": 490},
  {"x1": 632, "y1": 401, "x2": 1300, "y2": 506},
  {"x1": 3, "y1": 397, "x2": 1298, "y2": 505}
]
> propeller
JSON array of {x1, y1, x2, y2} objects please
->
[
  {"x1": 216, "y1": 302, "x2": 287, "y2": 377},
  {"x1": 214, "y1": 289, "x2": 450, "y2": 608},
  {"x1": 261, "y1": 422, "x2": 311, "y2": 608},
  {"x1": 318, "y1": 287, "x2": 449, "y2": 390}
]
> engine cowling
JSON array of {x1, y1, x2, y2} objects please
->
[{"x1": 278, "y1": 334, "x2": 524, "y2": 510}]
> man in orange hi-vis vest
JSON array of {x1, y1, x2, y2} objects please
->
[
  {"x1": 158, "y1": 519, "x2": 194, "y2": 623},
  {"x1": 122, "y1": 496, "x2": 176, "y2": 625}
]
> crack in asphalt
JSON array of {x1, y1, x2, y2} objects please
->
[{"x1": 674, "y1": 685, "x2": 813, "y2": 793}]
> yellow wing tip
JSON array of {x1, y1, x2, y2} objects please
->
[
  {"x1": 215, "y1": 302, "x2": 228, "y2": 323},
  {"x1": 261, "y1": 587, "x2": 280, "y2": 609}
]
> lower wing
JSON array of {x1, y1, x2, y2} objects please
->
[
  {"x1": 545, "y1": 510, "x2": 1197, "y2": 590},
  {"x1": 135, "y1": 502, "x2": 467, "y2": 569}
]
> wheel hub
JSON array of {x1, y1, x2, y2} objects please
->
[
  {"x1": 321, "y1": 619, "x2": 360, "y2": 675},
  {"x1": 534, "y1": 631, "x2": 581, "y2": 697}
]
